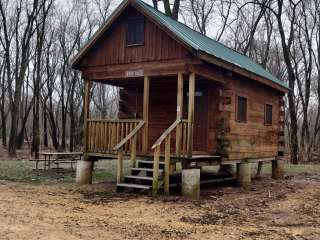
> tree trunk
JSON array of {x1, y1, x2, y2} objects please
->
[
  {"x1": 0, "y1": 107, "x2": 6, "y2": 147},
  {"x1": 43, "y1": 103, "x2": 48, "y2": 148}
]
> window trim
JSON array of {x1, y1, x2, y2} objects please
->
[
  {"x1": 235, "y1": 94, "x2": 248, "y2": 123},
  {"x1": 264, "y1": 102, "x2": 273, "y2": 126},
  {"x1": 125, "y1": 17, "x2": 145, "y2": 47}
]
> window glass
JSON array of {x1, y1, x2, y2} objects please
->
[
  {"x1": 265, "y1": 104, "x2": 273, "y2": 125},
  {"x1": 237, "y1": 96, "x2": 247, "y2": 122},
  {"x1": 126, "y1": 18, "x2": 144, "y2": 45}
]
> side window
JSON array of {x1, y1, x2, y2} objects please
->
[
  {"x1": 236, "y1": 96, "x2": 247, "y2": 122},
  {"x1": 265, "y1": 104, "x2": 273, "y2": 125},
  {"x1": 126, "y1": 17, "x2": 144, "y2": 46}
]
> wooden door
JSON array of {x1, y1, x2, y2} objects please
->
[{"x1": 184, "y1": 87, "x2": 208, "y2": 152}]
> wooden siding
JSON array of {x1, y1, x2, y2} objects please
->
[
  {"x1": 119, "y1": 78, "x2": 178, "y2": 150},
  {"x1": 119, "y1": 71, "x2": 283, "y2": 160},
  {"x1": 76, "y1": 3, "x2": 285, "y2": 160},
  {"x1": 207, "y1": 83, "x2": 223, "y2": 153},
  {"x1": 80, "y1": 6, "x2": 190, "y2": 68},
  {"x1": 119, "y1": 77, "x2": 220, "y2": 153},
  {"x1": 225, "y1": 76, "x2": 283, "y2": 160}
]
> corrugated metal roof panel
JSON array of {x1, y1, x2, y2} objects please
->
[{"x1": 134, "y1": 0, "x2": 287, "y2": 89}]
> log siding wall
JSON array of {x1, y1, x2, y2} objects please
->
[{"x1": 226, "y1": 77, "x2": 282, "y2": 160}]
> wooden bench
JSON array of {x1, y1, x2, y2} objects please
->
[
  {"x1": 31, "y1": 152, "x2": 83, "y2": 170},
  {"x1": 52, "y1": 158, "x2": 78, "y2": 169}
]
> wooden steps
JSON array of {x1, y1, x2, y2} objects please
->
[
  {"x1": 137, "y1": 160, "x2": 165, "y2": 165},
  {"x1": 124, "y1": 175, "x2": 153, "y2": 181},
  {"x1": 117, "y1": 183, "x2": 151, "y2": 190},
  {"x1": 131, "y1": 167, "x2": 164, "y2": 173},
  {"x1": 116, "y1": 159, "x2": 163, "y2": 192},
  {"x1": 116, "y1": 155, "x2": 222, "y2": 193}
]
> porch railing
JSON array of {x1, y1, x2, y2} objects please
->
[
  {"x1": 86, "y1": 119, "x2": 144, "y2": 154},
  {"x1": 151, "y1": 118, "x2": 188, "y2": 196}
]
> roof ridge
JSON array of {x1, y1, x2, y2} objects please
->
[
  {"x1": 136, "y1": 0, "x2": 267, "y2": 71},
  {"x1": 135, "y1": 0, "x2": 286, "y2": 89},
  {"x1": 72, "y1": 0, "x2": 287, "y2": 90}
]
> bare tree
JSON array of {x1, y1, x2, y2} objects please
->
[{"x1": 31, "y1": 0, "x2": 53, "y2": 157}]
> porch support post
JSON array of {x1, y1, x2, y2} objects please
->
[
  {"x1": 187, "y1": 72, "x2": 195, "y2": 158},
  {"x1": 83, "y1": 79, "x2": 92, "y2": 153},
  {"x1": 237, "y1": 162, "x2": 251, "y2": 189},
  {"x1": 272, "y1": 158, "x2": 284, "y2": 179},
  {"x1": 142, "y1": 76, "x2": 150, "y2": 154},
  {"x1": 176, "y1": 73, "x2": 184, "y2": 157},
  {"x1": 76, "y1": 158, "x2": 93, "y2": 185}
]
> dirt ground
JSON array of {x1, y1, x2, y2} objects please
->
[{"x1": 0, "y1": 173, "x2": 320, "y2": 240}]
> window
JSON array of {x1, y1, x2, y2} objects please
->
[
  {"x1": 265, "y1": 104, "x2": 273, "y2": 125},
  {"x1": 237, "y1": 96, "x2": 247, "y2": 122},
  {"x1": 126, "y1": 17, "x2": 144, "y2": 46}
]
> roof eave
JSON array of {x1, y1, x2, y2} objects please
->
[{"x1": 197, "y1": 51, "x2": 289, "y2": 94}]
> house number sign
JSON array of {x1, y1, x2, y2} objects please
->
[{"x1": 125, "y1": 69, "x2": 144, "y2": 77}]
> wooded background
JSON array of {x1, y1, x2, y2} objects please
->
[{"x1": 0, "y1": 0, "x2": 319, "y2": 164}]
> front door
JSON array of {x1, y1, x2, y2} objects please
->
[{"x1": 184, "y1": 87, "x2": 208, "y2": 153}]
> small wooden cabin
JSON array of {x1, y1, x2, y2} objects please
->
[{"x1": 71, "y1": 0, "x2": 288, "y2": 194}]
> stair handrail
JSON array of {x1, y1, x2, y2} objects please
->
[
  {"x1": 113, "y1": 120, "x2": 145, "y2": 184},
  {"x1": 151, "y1": 119, "x2": 182, "y2": 149},
  {"x1": 151, "y1": 118, "x2": 188, "y2": 197},
  {"x1": 113, "y1": 120, "x2": 145, "y2": 151}
]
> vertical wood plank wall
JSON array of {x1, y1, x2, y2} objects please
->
[{"x1": 80, "y1": 6, "x2": 189, "y2": 68}]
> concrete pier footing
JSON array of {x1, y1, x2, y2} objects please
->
[
  {"x1": 236, "y1": 162, "x2": 251, "y2": 189},
  {"x1": 272, "y1": 159, "x2": 284, "y2": 179},
  {"x1": 76, "y1": 160, "x2": 93, "y2": 185},
  {"x1": 182, "y1": 169, "x2": 200, "y2": 200}
]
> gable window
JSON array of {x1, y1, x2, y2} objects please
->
[
  {"x1": 265, "y1": 104, "x2": 273, "y2": 125},
  {"x1": 237, "y1": 96, "x2": 247, "y2": 122},
  {"x1": 126, "y1": 17, "x2": 144, "y2": 46}
]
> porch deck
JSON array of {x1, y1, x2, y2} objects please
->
[
  {"x1": 83, "y1": 110, "x2": 223, "y2": 196},
  {"x1": 84, "y1": 118, "x2": 221, "y2": 164}
]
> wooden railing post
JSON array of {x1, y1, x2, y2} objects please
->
[
  {"x1": 176, "y1": 73, "x2": 183, "y2": 157},
  {"x1": 187, "y1": 73, "x2": 195, "y2": 158},
  {"x1": 164, "y1": 134, "x2": 171, "y2": 195},
  {"x1": 117, "y1": 148, "x2": 123, "y2": 184},
  {"x1": 112, "y1": 123, "x2": 116, "y2": 148},
  {"x1": 152, "y1": 146, "x2": 160, "y2": 197},
  {"x1": 142, "y1": 76, "x2": 150, "y2": 154},
  {"x1": 83, "y1": 79, "x2": 91, "y2": 152},
  {"x1": 151, "y1": 119, "x2": 188, "y2": 195},
  {"x1": 130, "y1": 134, "x2": 137, "y2": 168}
]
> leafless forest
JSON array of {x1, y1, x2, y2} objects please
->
[{"x1": 0, "y1": 0, "x2": 319, "y2": 164}]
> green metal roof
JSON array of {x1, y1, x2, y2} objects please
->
[{"x1": 134, "y1": 0, "x2": 287, "y2": 89}]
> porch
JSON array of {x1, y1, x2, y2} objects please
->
[{"x1": 83, "y1": 72, "x2": 226, "y2": 195}]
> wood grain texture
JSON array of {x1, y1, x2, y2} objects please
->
[
  {"x1": 225, "y1": 77, "x2": 283, "y2": 160},
  {"x1": 80, "y1": 6, "x2": 189, "y2": 68},
  {"x1": 83, "y1": 80, "x2": 92, "y2": 152},
  {"x1": 79, "y1": 5, "x2": 285, "y2": 161}
]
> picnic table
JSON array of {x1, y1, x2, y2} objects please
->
[{"x1": 31, "y1": 152, "x2": 82, "y2": 170}]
